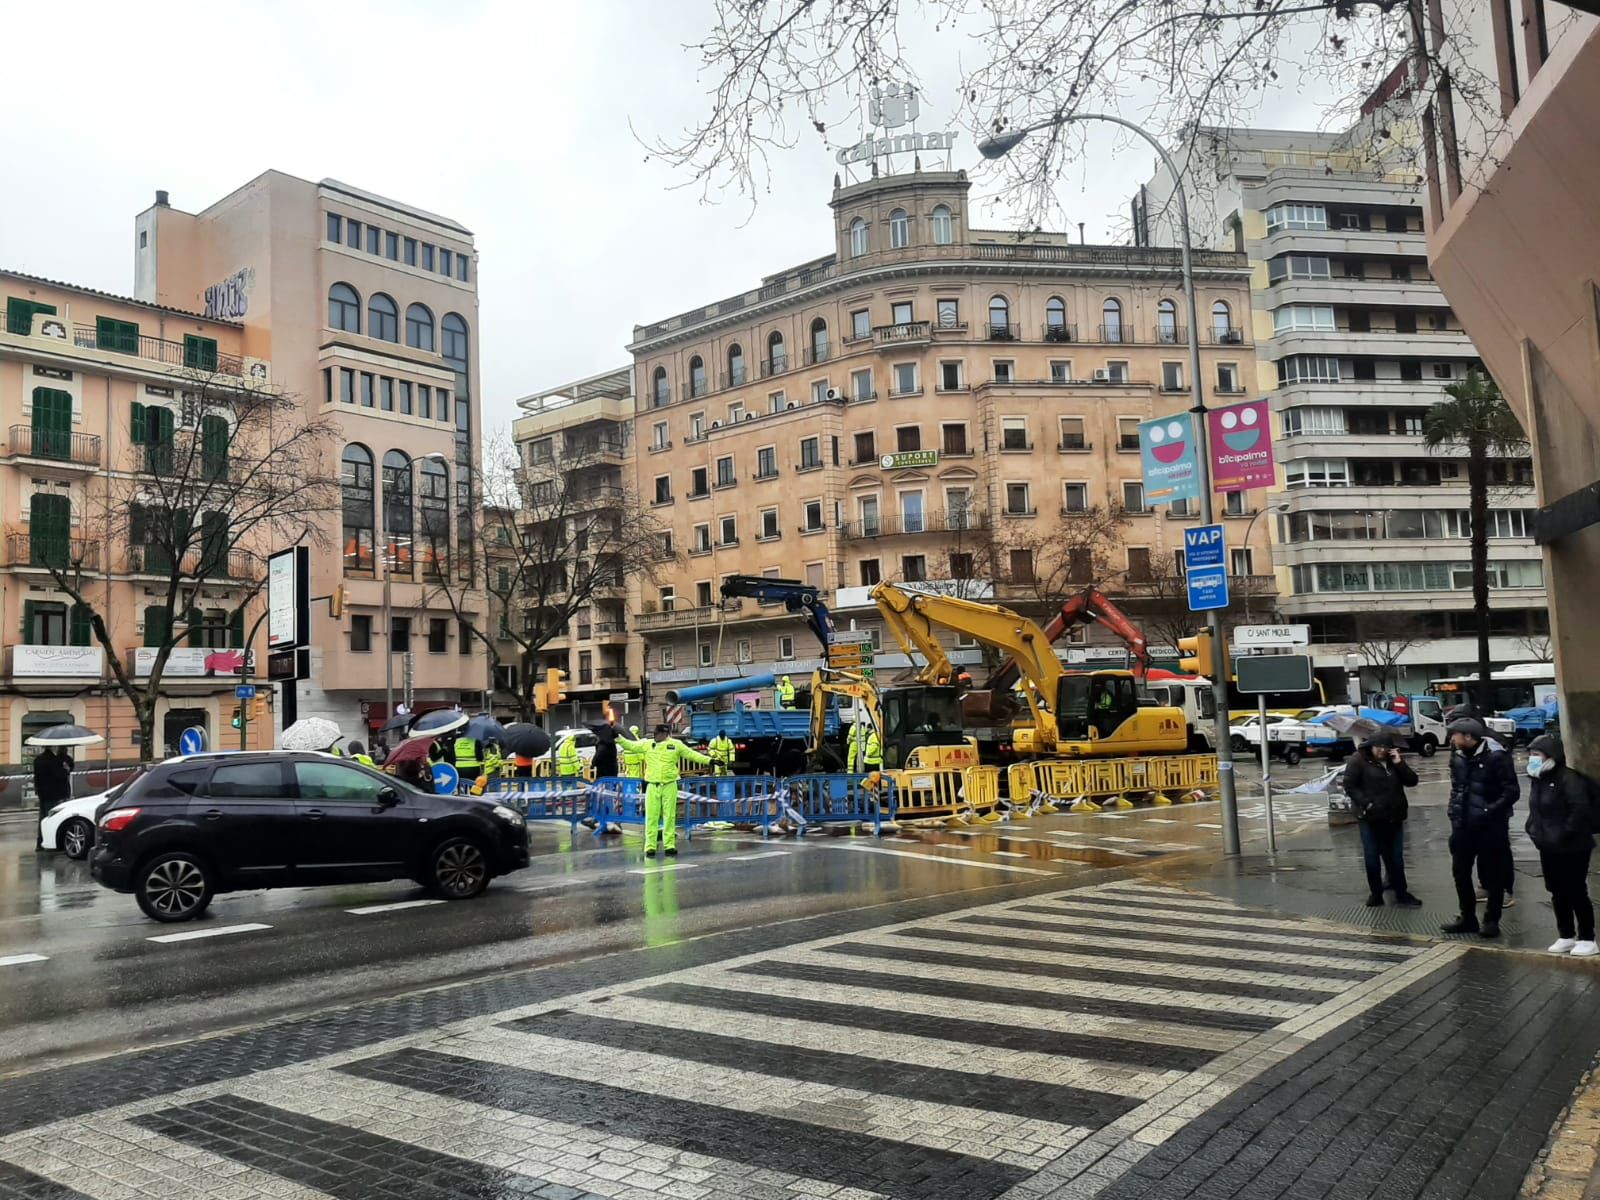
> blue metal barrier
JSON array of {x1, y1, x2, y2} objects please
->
[
  {"x1": 780, "y1": 774, "x2": 894, "y2": 837},
  {"x1": 677, "y1": 774, "x2": 785, "y2": 839},
  {"x1": 491, "y1": 778, "x2": 594, "y2": 834}
]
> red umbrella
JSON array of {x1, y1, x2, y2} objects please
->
[{"x1": 383, "y1": 738, "x2": 434, "y2": 768}]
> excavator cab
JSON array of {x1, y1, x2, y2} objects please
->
[
  {"x1": 879, "y1": 685, "x2": 967, "y2": 768},
  {"x1": 1057, "y1": 673, "x2": 1141, "y2": 742}
]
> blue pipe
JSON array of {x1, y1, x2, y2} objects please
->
[{"x1": 666, "y1": 674, "x2": 777, "y2": 705}]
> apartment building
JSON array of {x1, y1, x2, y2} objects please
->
[
  {"x1": 1141, "y1": 129, "x2": 1546, "y2": 692},
  {"x1": 510, "y1": 368, "x2": 643, "y2": 722},
  {"x1": 626, "y1": 169, "x2": 1270, "y2": 701},
  {"x1": 0, "y1": 270, "x2": 273, "y2": 761},
  {"x1": 134, "y1": 175, "x2": 487, "y2": 742}
]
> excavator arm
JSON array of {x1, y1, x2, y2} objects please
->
[
  {"x1": 807, "y1": 668, "x2": 882, "y2": 769},
  {"x1": 719, "y1": 574, "x2": 834, "y2": 654},
  {"x1": 870, "y1": 582, "x2": 959, "y2": 686},
  {"x1": 988, "y1": 588, "x2": 1153, "y2": 695}
]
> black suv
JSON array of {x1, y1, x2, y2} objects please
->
[{"x1": 90, "y1": 752, "x2": 530, "y2": 922}]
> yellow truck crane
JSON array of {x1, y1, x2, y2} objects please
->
[{"x1": 869, "y1": 583, "x2": 1217, "y2": 809}]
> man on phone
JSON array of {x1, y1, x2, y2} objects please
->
[{"x1": 1342, "y1": 731, "x2": 1423, "y2": 908}]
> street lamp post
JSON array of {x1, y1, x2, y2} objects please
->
[
  {"x1": 982, "y1": 114, "x2": 1244, "y2": 855},
  {"x1": 384, "y1": 452, "x2": 449, "y2": 726},
  {"x1": 1240, "y1": 502, "x2": 1292, "y2": 623}
]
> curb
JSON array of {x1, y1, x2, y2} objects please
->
[{"x1": 1520, "y1": 1051, "x2": 1600, "y2": 1199}]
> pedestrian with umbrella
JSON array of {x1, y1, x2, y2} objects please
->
[
  {"x1": 279, "y1": 718, "x2": 345, "y2": 754},
  {"x1": 28, "y1": 724, "x2": 101, "y2": 851},
  {"x1": 590, "y1": 723, "x2": 620, "y2": 779},
  {"x1": 502, "y1": 723, "x2": 549, "y2": 778}
]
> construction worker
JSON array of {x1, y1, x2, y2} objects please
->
[
  {"x1": 347, "y1": 740, "x2": 377, "y2": 769},
  {"x1": 556, "y1": 734, "x2": 582, "y2": 779},
  {"x1": 621, "y1": 725, "x2": 646, "y2": 779},
  {"x1": 453, "y1": 733, "x2": 482, "y2": 792},
  {"x1": 777, "y1": 675, "x2": 796, "y2": 709},
  {"x1": 708, "y1": 731, "x2": 736, "y2": 776},
  {"x1": 848, "y1": 726, "x2": 883, "y2": 773},
  {"x1": 617, "y1": 724, "x2": 711, "y2": 858}
]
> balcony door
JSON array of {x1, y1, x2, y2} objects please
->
[
  {"x1": 31, "y1": 388, "x2": 71, "y2": 460},
  {"x1": 29, "y1": 492, "x2": 69, "y2": 567}
]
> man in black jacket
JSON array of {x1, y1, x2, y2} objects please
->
[
  {"x1": 1343, "y1": 731, "x2": 1423, "y2": 908},
  {"x1": 32, "y1": 746, "x2": 74, "y2": 851},
  {"x1": 1443, "y1": 717, "x2": 1520, "y2": 937},
  {"x1": 1523, "y1": 734, "x2": 1598, "y2": 956}
]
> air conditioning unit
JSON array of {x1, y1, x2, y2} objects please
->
[
  {"x1": 1222, "y1": 330, "x2": 1244, "y2": 344},
  {"x1": 825, "y1": 387, "x2": 843, "y2": 402},
  {"x1": 786, "y1": 402, "x2": 796, "y2": 410},
  {"x1": 710, "y1": 420, "x2": 721, "y2": 429},
  {"x1": 1092, "y1": 369, "x2": 1110, "y2": 383},
  {"x1": 744, "y1": 412, "x2": 754, "y2": 420}
]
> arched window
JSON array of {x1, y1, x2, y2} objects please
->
[
  {"x1": 419, "y1": 457, "x2": 450, "y2": 578},
  {"x1": 382, "y1": 450, "x2": 413, "y2": 575},
  {"x1": 328, "y1": 283, "x2": 360, "y2": 333},
  {"x1": 727, "y1": 344, "x2": 746, "y2": 387},
  {"x1": 1211, "y1": 300, "x2": 1235, "y2": 340},
  {"x1": 1045, "y1": 295, "x2": 1068, "y2": 341},
  {"x1": 1157, "y1": 298, "x2": 1179, "y2": 343},
  {"x1": 341, "y1": 444, "x2": 374, "y2": 573},
  {"x1": 405, "y1": 302, "x2": 434, "y2": 351},
  {"x1": 652, "y1": 365, "x2": 669, "y2": 407},
  {"x1": 809, "y1": 317, "x2": 829, "y2": 364},
  {"x1": 931, "y1": 205, "x2": 953, "y2": 245},
  {"x1": 766, "y1": 330, "x2": 787, "y2": 374},
  {"x1": 442, "y1": 312, "x2": 469, "y2": 397},
  {"x1": 889, "y1": 208, "x2": 909, "y2": 249},
  {"x1": 1102, "y1": 298, "x2": 1124, "y2": 343},
  {"x1": 367, "y1": 293, "x2": 398, "y2": 342},
  {"x1": 988, "y1": 295, "x2": 1012, "y2": 340},
  {"x1": 689, "y1": 354, "x2": 707, "y2": 397},
  {"x1": 849, "y1": 218, "x2": 869, "y2": 257}
]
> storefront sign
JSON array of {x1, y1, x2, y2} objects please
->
[
  {"x1": 134, "y1": 648, "x2": 252, "y2": 677},
  {"x1": 11, "y1": 646, "x2": 104, "y2": 677},
  {"x1": 880, "y1": 450, "x2": 938, "y2": 470}
]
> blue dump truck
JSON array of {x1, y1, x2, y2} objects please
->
[{"x1": 665, "y1": 674, "x2": 839, "y2": 775}]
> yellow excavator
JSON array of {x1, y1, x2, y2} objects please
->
[{"x1": 804, "y1": 667, "x2": 978, "y2": 773}]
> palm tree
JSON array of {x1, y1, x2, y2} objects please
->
[{"x1": 1422, "y1": 371, "x2": 1529, "y2": 712}]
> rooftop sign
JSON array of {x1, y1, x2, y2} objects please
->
[{"x1": 835, "y1": 83, "x2": 959, "y2": 166}]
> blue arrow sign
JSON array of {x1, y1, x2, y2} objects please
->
[
  {"x1": 431, "y1": 762, "x2": 460, "y2": 795},
  {"x1": 178, "y1": 726, "x2": 207, "y2": 756}
]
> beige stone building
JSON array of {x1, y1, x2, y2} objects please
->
[
  {"x1": 1, "y1": 270, "x2": 274, "y2": 767},
  {"x1": 134, "y1": 174, "x2": 487, "y2": 742},
  {"x1": 625, "y1": 170, "x2": 1271, "y2": 706}
]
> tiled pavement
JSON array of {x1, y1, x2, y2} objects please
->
[{"x1": 0, "y1": 879, "x2": 1516, "y2": 1200}]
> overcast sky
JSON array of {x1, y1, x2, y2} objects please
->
[{"x1": 0, "y1": 1, "x2": 1337, "y2": 437}]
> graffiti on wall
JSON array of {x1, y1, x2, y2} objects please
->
[{"x1": 204, "y1": 267, "x2": 255, "y2": 321}]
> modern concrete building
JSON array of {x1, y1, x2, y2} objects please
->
[
  {"x1": 0, "y1": 270, "x2": 274, "y2": 765},
  {"x1": 1417, "y1": 3, "x2": 1600, "y2": 748},
  {"x1": 1141, "y1": 128, "x2": 1547, "y2": 693},
  {"x1": 134, "y1": 174, "x2": 487, "y2": 743},
  {"x1": 626, "y1": 169, "x2": 1272, "y2": 712},
  {"x1": 510, "y1": 367, "x2": 644, "y2": 724}
]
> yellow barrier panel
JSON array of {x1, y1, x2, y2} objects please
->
[
  {"x1": 1008, "y1": 755, "x2": 1217, "y2": 807},
  {"x1": 885, "y1": 765, "x2": 1003, "y2": 822}
]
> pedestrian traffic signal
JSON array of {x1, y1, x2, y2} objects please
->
[
  {"x1": 545, "y1": 667, "x2": 568, "y2": 708},
  {"x1": 231, "y1": 706, "x2": 242, "y2": 730},
  {"x1": 1178, "y1": 631, "x2": 1216, "y2": 678}
]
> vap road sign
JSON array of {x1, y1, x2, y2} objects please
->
[
  {"x1": 1183, "y1": 525, "x2": 1229, "y2": 612},
  {"x1": 1233, "y1": 624, "x2": 1310, "y2": 649}
]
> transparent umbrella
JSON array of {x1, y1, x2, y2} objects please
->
[
  {"x1": 25, "y1": 724, "x2": 104, "y2": 748},
  {"x1": 279, "y1": 718, "x2": 344, "y2": 752}
]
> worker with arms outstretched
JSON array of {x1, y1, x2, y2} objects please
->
[{"x1": 617, "y1": 724, "x2": 712, "y2": 858}]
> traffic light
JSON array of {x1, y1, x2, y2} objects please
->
[
  {"x1": 1178, "y1": 631, "x2": 1217, "y2": 678},
  {"x1": 329, "y1": 584, "x2": 347, "y2": 619},
  {"x1": 231, "y1": 706, "x2": 242, "y2": 730},
  {"x1": 545, "y1": 667, "x2": 568, "y2": 708},
  {"x1": 534, "y1": 682, "x2": 549, "y2": 714}
]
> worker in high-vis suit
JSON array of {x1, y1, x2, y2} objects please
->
[
  {"x1": 777, "y1": 675, "x2": 796, "y2": 709},
  {"x1": 453, "y1": 734, "x2": 482, "y2": 792},
  {"x1": 555, "y1": 734, "x2": 583, "y2": 779},
  {"x1": 848, "y1": 725, "x2": 883, "y2": 773},
  {"x1": 707, "y1": 731, "x2": 736, "y2": 776},
  {"x1": 621, "y1": 726, "x2": 646, "y2": 779},
  {"x1": 617, "y1": 725, "x2": 711, "y2": 858}
]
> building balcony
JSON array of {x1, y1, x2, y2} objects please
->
[
  {"x1": 126, "y1": 544, "x2": 256, "y2": 580},
  {"x1": 1260, "y1": 228, "x2": 1427, "y2": 258},
  {"x1": 1279, "y1": 433, "x2": 1432, "y2": 459},
  {"x1": 1265, "y1": 277, "x2": 1449, "y2": 310},
  {"x1": 874, "y1": 321, "x2": 931, "y2": 347},
  {"x1": 5, "y1": 532, "x2": 100, "y2": 572},
  {"x1": 561, "y1": 438, "x2": 627, "y2": 466},
  {"x1": 1271, "y1": 379, "x2": 1456, "y2": 409},
  {"x1": 2, "y1": 426, "x2": 102, "y2": 468},
  {"x1": 8, "y1": 644, "x2": 105, "y2": 680},
  {"x1": 1272, "y1": 329, "x2": 1475, "y2": 360},
  {"x1": 590, "y1": 621, "x2": 629, "y2": 644},
  {"x1": 636, "y1": 604, "x2": 719, "y2": 632},
  {"x1": 839, "y1": 509, "x2": 991, "y2": 540},
  {"x1": 986, "y1": 323, "x2": 1021, "y2": 342},
  {"x1": 1041, "y1": 323, "x2": 1078, "y2": 344},
  {"x1": 71, "y1": 323, "x2": 251, "y2": 377},
  {"x1": 1206, "y1": 326, "x2": 1249, "y2": 346},
  {"x1": 595, "y1": 664, "x2": 630, "y2": 681},
  {"x1": 570, "y1": 484, "x2": 627, "y2": 509}
]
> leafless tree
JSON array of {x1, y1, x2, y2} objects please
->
[
  {"x1": 38, "y1": 370, "x2": 338, "y2": 759},
  {"x1": 1517, "y1": 633, "x2": 1555, "y2": 663},
  {"x1": 648, "y1": 0, "x2": 1571, "y2": 224},
  {"x1": 1354, "y1": 611, "x2": 1432, "y2": 692},
  {"x1": 999, "y1": 506, "x2": 1130, "y2": 614},
  {"x1": 422, "y1": 434, "x2": 669, "y2": 722}
]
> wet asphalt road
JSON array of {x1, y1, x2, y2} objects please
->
[{"x1": 0, "y1": 752, "x2": 1452, "y2": 1075}]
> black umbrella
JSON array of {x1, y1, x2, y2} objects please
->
[
  {"x1": 503, "y1": 723, "x2": 550, "y2": 758},
  {"x1": 464, "y1": 713, "x2": 507, "y2": 746},
  {"x1": 380, "y1": 712, "x2": 412, "y2": 733},
  {"x1": 406, "y1": 709, "x2": 468, "y2": 741}
]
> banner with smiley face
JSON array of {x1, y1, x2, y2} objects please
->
[
  {"x1": 1208, "y1": 399, "x2": 1276, "y2": 492},
  {"x1": 1138, "y1": 413, "x2": 1202, "y2": 505}
]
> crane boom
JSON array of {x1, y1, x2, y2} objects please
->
[
  {"x1": 718, "y1": 574, "x2": 833, "y2": 653},
  {"x1": 870, "y1": 583, "x2": 959, "y2": 685},
  {"x1": 988, "y1": 588, "x2": 1153, "y2": 696}
]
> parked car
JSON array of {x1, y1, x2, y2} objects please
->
[
  {"x1": 1228, "y1": 714, "x2": 1308, "y2": 766},
  {"x1": 550, "y1": 728, "x2": 598, "y2": 764},
  {"x1": 40, "y1": 789, "x2": 109, "y2": 860},
  {"x1": 90, "y1": 752, "x2": 529, "y2": 922}
]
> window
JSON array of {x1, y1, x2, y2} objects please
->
[
  {"x1": 350, "y1": 614, "x2": 372, "y2": 651},
  {"x1": 936, "y1": 298, "x2": 960, "y2": 329},
  {"x1": 893, "y1": 363, "x2": 918, "y2": 395},
  {"x1": 689, "y1": 466, "x2": 709, "y2": 497},
  {"x1": 659, "y1": 645, "x2": 676, "y2": 669},
  {"x1": 366, "y1": 226, "x2": 381, "y2": 255},
  {"x1": 890, "y1": 301, "x2": 914, "y2": 327},
  {"x1": 931, "y1": 204, "x2": 953, "y2": 244},
  {"x1": 1209, "y1": 300, "x2": 1234, "y2": 342},
  {"x1": 385, "y1": 231, "x2": 399, "y2": 260},
  {"x1": 1044, "y1": 296, "x2": 1069, "y2": 341},
  {"x1": 1224, "y1": 490, "x2": 1248, "y2": 516},
  {"x1": 1282, "y1": 407, "x2": 1347, "y2": 437},
  {"x1": 853, "y1": 431, "x2": 876, "y2": 464},
  {"x1": 858, "y1": 496, "x2": 881, "y2": 536},
  {"x1": 651, "y1": 421, "x2": 669, "y2": 450},
  {"x1": 405, "y1": 303, "x2": 434, "y2": 350},
  {"x1": 988, "y1": 295, "x2": 1011, "y2": 337},
  {"x1": 778, "y1": 635, "x2": 796, "y2": 660},
  {"x1": 653, "y1": 475, "x2": 672, "y2": 504},
  {"x1": 421, "y1": 244, "x2": 435, "y2": 271},
  {"x1": 942, "y1": 423, "x2": 968, "y2": 455},
  {"x1": 695, "y1": 580, "x2": 714, "y2": 608},
  {"x1": 1273, "y1": 304, "x2": 1336, "y2": 333},
  {"x1": 1005, "y1": 482, "x2": 1032, "y2": 515},
  {"x1": 1127, "y1": 547, "x2": 1153, "y2": 581},
  {"x1": 1156, "y1": 298, "x2": 1179, "y2": 342},
  {"x1": 851, "y1": 309, "x2": 871, "y2": 341},
  {"x1": 900, "y1": 491, "x2": 925, "y2": 534},
  {"x1": 849, "y1": 218, "x2": 869, "y2": 256},
  {"x1": 1102, "y1": 298, "x2": 1124, "y2": 342},
  {"x1": 719, "y1": 515, "x2": 737, "y2": 545},
  {"x1": 1278, "y1": 355, "x2": 1342, "y2": 384},
  {"x1": 804, "y1": 500, "x2": 824, "y2": 531},
  {"x1": 404, "y1": 237, "x2": 417, "y2": 265},
  {"x1": 728, "y1": 344, "x2": 746, "y2": 386},
  {"x1": 689, "y1": 355, "x2": 707, "y2": 397},
  {"x1": 1433, "y1": 363, "x2": 1454, "y2": 380},
  {"x1": 329, "y1": 283, "x2": 360, "y2": 333},
  {"x1": 846, "y1": 368, "x2": 873, "y2": 402},
  {"x1": 1265, "y1": 202, "x2": 1329, "y2": 232},
  {"x1": 457, "y1": 255, "x2": 470, "y2": 282},
  {"x1": 859, "y1": 558, "x2": 882, "y2": 586},
  {"x1": 1161, "y1": 362, "x2": 1184, "y2": 391},
  {"x1": 440, "y1": 248, "x2": 453, "y2": 276},
  {"x1": 418, "y1": 385, "x2": 432, "y2": 419},
  {"x1": 1285, "y1": 458, "x2": 1351, "y2": 487},
  {"x1": 1117, "y1": 417, "x2": 1141, "y2": 451},
  {"x1": 889, "y1": 208, "x2": 910, "y2": 249},
  {"x1": 1001, "y1": 417, "x2": 1028, "y2": 450},
  {"x1": 756, "y1": 446, "x2": 777, "y2": 478},
  {"x1": 426, "y1": 618, "x2": 448, "y2": 653},
  {"x1": 760, "y1": 508, "x2": 780, "y2": 539},
  {"x1": 1217, "y1": 363, "x2": 1240, "y2": 392},
  {"x1": 689, "y1": 412, "x2": 706, "y2": 440},
  {"x1": 715, "y1": 455, "x2": 735, "y2": 487},
  {"x1": 346, "y1": 219, "x2": 362, "y2": 249},
  {"x1": 360, "y1": 373, "x2": 375, "y2": 407},
  {"x1": 1231, "y1": 548, "x2": 1254, "y2": 575},
  {"x1": 799, "y1": 436, "x2": 821, "y2": 470},
  {"x1": 378, "y1": 377, "x2": 393, "y2": 411},
  {"x1": 340, "y1": 368, "x2": 356, "y2": 404},
  {"x1": 326, "y1": 213, "x2": 342, "y2": 242},
  {"x1": 809, "y1": 318, "x2": 828, "y2": 364},
  {"x1": 992, "y1": 360, "x2": 1014, "y2": 383},
  {"x1": 1060, "y1": 482, "x2": 1089, "y2": 514},
  {"x1": 211, "y1": 763, "x2": 291, "y2": 800},
  {"x1": 811, "y1": 379, "x2": 830, "y2": 404},
  {"x1": 1060, "y1": 417, "x2": 1086, "y2": 450},
  {"x1": 895, "y1": 426, "x2": 921, "y2": 453},
  {"x1": 766, "y1": 331, "x2": 786, "y2": 373},
  {"x1": 182, "y1": 334, "x2": 218, "y2": 372},
  {"x1": 1122, "y1": 481, "x2": 1147, "y2": 512},
  {"x1": 902, "y1": 555, "x2": 928, "y2": 582},
  {"x1": 94, "y1": 316, "x2": 138, "y2": 355},
  {"x1": 948, "y1": 551, "x2": 975, "y2": 579},
  {"x1": 1108, "y1": 360, "x2": 1129, "y2": 382},
  {"x1": 1267, "y1": 255, "x2": 1332, "y2": 282},
  {"x1": 652, "y1": 367, "x2": 670, "y2": 407}
]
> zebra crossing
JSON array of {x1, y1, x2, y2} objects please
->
[{"x1": 0, "y1": 881, "x2": 1444, "y2": 1200}]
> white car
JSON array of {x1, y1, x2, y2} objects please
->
[
  {"x1": 1229, "y1": 714, "x2": 1311, "y2": 764},
  {"x1": 40, "y1": 790, "x2": 110, "y2": 860},
  {"x1": 551, "y1": 728, "x2": 598, "y2": 764}
]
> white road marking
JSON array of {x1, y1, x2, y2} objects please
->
[
  {"x1": 1196, "y1": 822, "x2": 1224, "y2": 828},
  {"x1": 990, "y1": 851, "x2": 1030, "y2": 858},
  {"x1": 147, "y1": 923, "x2": 272, "y2": 944},
  {"x1": 835, "y1": 843, "x2": 1055, "y2": 875},
  {"x1": 0, "y1": 953, "x2": 48, "y2": 967},
  {"x1": 346, "y1": 899, "x2": 446, "y2": 915},
  {"x1": 627, "y1": 862, "x2": 700, "y2": 874},
  {"x1": 1097, "y1": 836, "x2": 1142, "y2": 843},
  {"x1": 725, "y1": 850, "x2": 788, "y2": 861}
]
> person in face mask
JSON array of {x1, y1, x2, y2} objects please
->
[{"x1": 1523, "y1": 735, "x2": 1599, "y2": 957}]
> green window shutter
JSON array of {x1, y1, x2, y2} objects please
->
[
  {"x1": 7, "y1": 298, "x2": 57, "y2": 335},
  {"x1": 22, "y1": 600, "x2": 37, "y2": 644},
  {"x1": 143, "y1": 605, "x2": 171, "y2": 648},
  {"x1": 183, "y1": 335, "x2": 219, "y2": 371},
  {"x1": 156, "y1": 407, "x2": 174, "y2": 445},
  {"x1": 31, "y1": 388, "x2": 72, "y2": 460},
  {"x1": 96, "y1": 316, "x2": 138, "y2": 354},
  {"x1": 28, "y1": 493, "x2": 70, "y2": 568},
  {"x1": 70, "y1": 604, "x2": 92, "y2": 646},
  {"x1": 201, "y1": 415, "x2": 228, "y2": 480},
  {"x1": 131, "y1": 401, "x2": 147, "y2": 445},
  {"x1": 229, "y1": 608, "x2": 245, "y2": 648},
  {"x1": 184, "y1": 606, "x2": 204, "y2": 648}
]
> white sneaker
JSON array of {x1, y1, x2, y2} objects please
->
[
  {"x1": 1549, "y1": 938, "x2": 1578, "y2": 954},
  {"x1": 1572, "y1": 941, "x2": 1600, "y2": 958}
]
